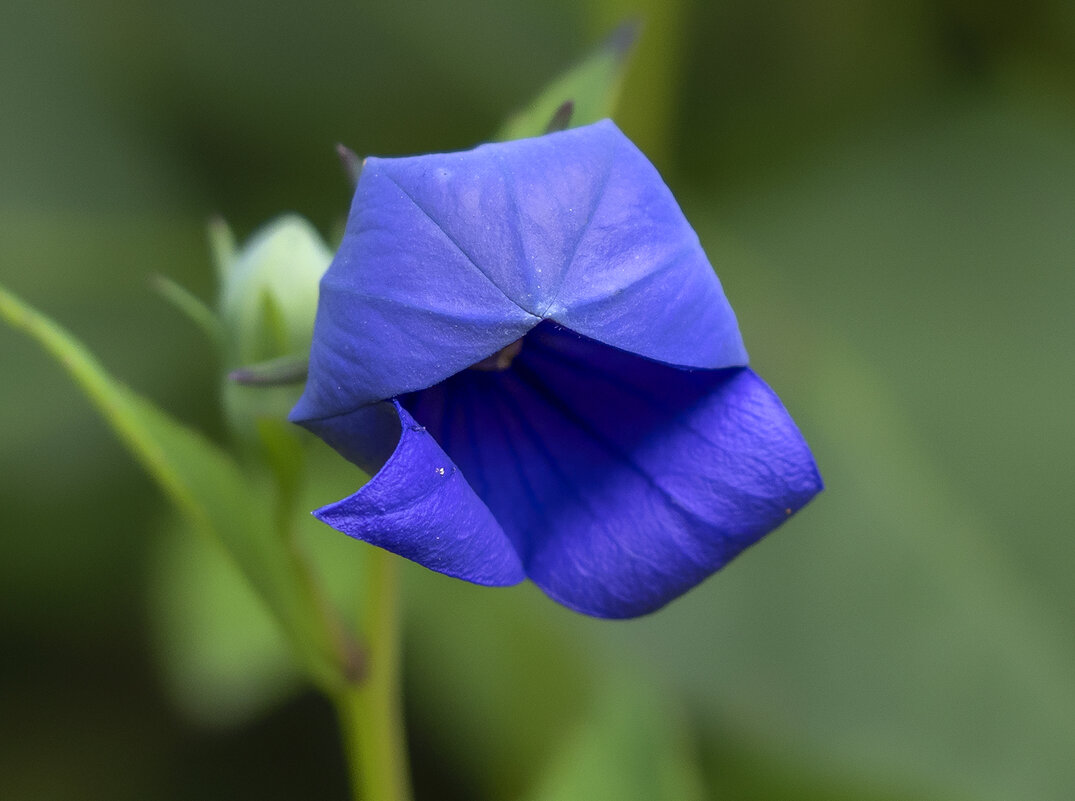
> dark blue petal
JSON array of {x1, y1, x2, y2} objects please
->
[
  {"x1": 296, "y1": 400, "x2": 401, "y2": 475},
  {"x1": 292, "y1": 120, "x2": 745, "y2": 421},
  {"x1": 404, "y1": 324, "x2": 821, "y2": 618},
  {"x1": 311, "y1": 400, "x2": 525, "y2": 587}
]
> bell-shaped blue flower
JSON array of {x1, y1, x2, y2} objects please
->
[{"x1": 291, "y1": 120, "x2": 821, "y2": 618}]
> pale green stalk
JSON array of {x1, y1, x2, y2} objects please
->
[{"x1": 334, "y1": 547, "x2": 411, "y2": 801}]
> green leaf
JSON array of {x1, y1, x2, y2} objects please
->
[
  {"x1": 150, "y1": 274, "x2": 223, "y2": 346},
  {"x1": 0, "y1": 282, "x2": 342, "y2": 690},
  {"x1": 207, "y1": 215, "x2": 238, "y2": 281},
  {"x1": 493, "y1": 20, "x2": 638, "y2": 142},
  {"x1": 148, "y1": 517, "x2": 300, "y2": 727},
  {"x1": 146, "y1": 444, "x2": 371, "y2": 727},
  {"x1": 523, "y1": 671, "x2": 705, "y2": 801},
  {"x1": 401, "y1": 574, "x2": 592, "y2": 800}
]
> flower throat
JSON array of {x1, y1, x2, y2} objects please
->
[{"x1": 468, "y1": 338, "x2": 524, "y2": 372}]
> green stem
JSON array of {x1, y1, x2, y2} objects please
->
[{"x1": 335, "y1": 547, "x2": 411, "y2": 801}]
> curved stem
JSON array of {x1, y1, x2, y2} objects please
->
[{"x1": 335, "y1": 547, "x2": 412, "y2": 801}]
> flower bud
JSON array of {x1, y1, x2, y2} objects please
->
[
  {"x1": 217, "y1": 215, "x2": 331, "y2": 444},
  {"x1": 218, "y1": 215, "x2": 330, "y2": 367}
]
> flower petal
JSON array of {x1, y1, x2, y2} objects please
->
[
  {"x1": 403, "y1": 323, "x2": 821, "y2": 618},
  {"x1": 292, "y1": 120, "x2": 746, "y2": 422},
  {"x1": 309, "y1": 401, "x2": 525, "y2": 587},
  {"x1": 537, "y1": 124, "x2": 747, "y2": 370}
]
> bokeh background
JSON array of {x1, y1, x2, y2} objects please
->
[{"x1": 2, "y1": 0, "x2": 1074, "y2": 799}]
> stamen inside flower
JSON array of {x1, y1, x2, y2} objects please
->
[{"x1": 468, "y1": 338, "x2": 524, "y2": 371}]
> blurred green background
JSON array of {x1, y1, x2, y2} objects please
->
[{"x1": 3, "y1": 0, "x2": 1074, "y2": 799}]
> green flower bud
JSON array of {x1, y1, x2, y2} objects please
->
[
  {"x1": 215, "y1": 215, "x2": 331, "y2": 446},
  {"x1": 218, "y1": 215, "x2": 331, "y2": 367}
]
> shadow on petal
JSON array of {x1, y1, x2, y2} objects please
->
[
  {"x1": 303, "y1": 400, "x2": 525, "y2": 587},
  {"x1": 403, "y1": 323, "x2": 822, "y2": 618}
]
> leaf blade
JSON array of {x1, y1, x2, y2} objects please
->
[
  {"x1": 0, "y1": 282, "x2": 341, "y2": 688},
  {"x1": 494, "y1": 20, "x2": 639, "y2": 142}
]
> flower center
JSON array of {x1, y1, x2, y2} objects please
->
[{"x1": 468, "y1": 338, "x2": 524, "y2": 371}]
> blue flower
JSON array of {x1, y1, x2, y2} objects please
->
[{"x1": 291, "y1": 120, "x2": 822, "y2": 618}]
